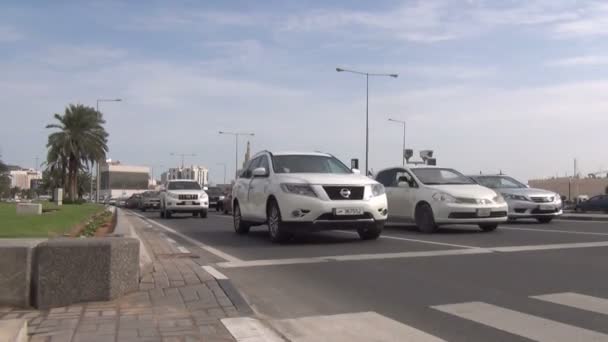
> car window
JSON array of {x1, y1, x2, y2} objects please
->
[
  {"x1": 376, "y1": 169, "x2": 398, "y2": 187},
  {"x1": 411, "y1": 168, "x2": 474, "y2": 185},
  {"x1": 258, "y1": 155, "x2": 270, "y2": 172},
  {"x1": 272, "y1": 155, "x2": 351, "y2": 174},
  {"x1": 241, "y1": 157, "x2": 261, "y2": 179},
  {"x1": 474, "y1": 176, "x2": 526, "y2": 189},
  {"x1": 167, "y1": 181, "x2": 201, "y2": 190}
]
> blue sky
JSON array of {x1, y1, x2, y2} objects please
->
[{"x1": 1, "y1": 0, "x2": 608, "y2": 182}]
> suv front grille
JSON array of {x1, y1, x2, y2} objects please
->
[
  {"x1": 178, "y1": 194, "x2": 198, "y2": 200},
  {"x1": 531, "y1": 196, "x2": 554, "y2": 203},
  {"x1": 323, "y1": 186, "x2": 364, "y2": 200}
]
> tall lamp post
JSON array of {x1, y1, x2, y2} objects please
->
[
  {"x1": 217, "y1": 163, "x2": 227, "y2": 184},
  {"x1": 170, "y1": 153, "x2": 196, "y2": 169},
  {"x1": 388, "y1": 118, "x2": 406, "y2": 166},
  {"x1": 218, "y1": 131, "x2": 255, "y2": 180},
  {"x1": 95, "y1": 98, "x2": 122, "y2": 203},
  {"x1": 336, "y1": 67, "x2": 398, "y2": 176}
]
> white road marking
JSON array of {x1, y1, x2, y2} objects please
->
[
  {"x1": 130, "y1": 211, "x2": 243, "y2": 263},
  {"x1": 500, "y1": 226, "x2": 608, "y2": 236},
  {"x1": 177, "y1": 246, "x2": 190, "y2": 254},
  {"x1": 491, "y1": 240, "x2": 608, "y2": 252},
  {"x1": 202, "y1": 265, "x2": 229, "y2": 280},
  {"x1": 217, "y1": 248, "x2": 492, "y2": 268},
  {"x1": 221, "y1": 317, "x2": 284, "y2": 342},
  {"x1": 336, "y1": 230, "x2": 482, "y2": 249},
  {"x1": 533, "y1": 292, "x2": 608, "y2": 315},
  {"x1": 271, "y1": 311, "x2": 445, "y2": 342},
  {"x1": 165, "y1": 237, "x2": 177, "y2": 244},
  {"x1": 432, "y1": 301, "x2": 608, "y2": 342}
]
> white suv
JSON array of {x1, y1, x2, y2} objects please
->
[
  {"x1": 376, "y1": 166, "x2": 508, "y2": 233},
  {"x1": 160, "y1": 179, "x2": 209, "y2": 219},
  {"x1": 232, "y1": 151, "x2": 388, "y2": 243}
]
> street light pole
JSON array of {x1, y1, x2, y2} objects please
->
[
  {"x1": 218, "y1": 131, "x2": 255, "y2": 180},
  {"x1": 388, "y1": 118, "x2": 406, "y2": 166},
  {"x1": 336, "y1": 67, "x2": 398, "y2": 176},
  {"x1": 94, "y1": 98, "x2": 122, "y2": 203},
  {"x1": 170, "y1": 153, "x2": 196, "y2": 169},
  {"x1": 217, "y1": 163, "x2": 227, "y2": 184}
]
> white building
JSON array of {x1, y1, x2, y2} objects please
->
[
  {"x1": 99, "y1": 161, "x2": 150, "y2": 200},
  {"x1": 163, "y1": 166, "x2": 208, "y2": 187},
  {"x1": 9, "y1": 169, "x2": 42, "y2": 190}
]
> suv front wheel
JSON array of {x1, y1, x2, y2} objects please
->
[
  {"x1": 358, "y1": 222, "x2": 383, "y2": 240},
  {"x1": 267, "y1": 200, "x2": 291, "y2": 243},
  {"x1": 233, "y1": 202, "x2": 250, "y2": 234}
]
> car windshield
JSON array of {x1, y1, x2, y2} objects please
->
[
  {"x1": 473, "y1": 176, "x2": 527, "y2": 189},
  {"x1": 207, "y1": 187, "x2": 223, "y2": 196},
  {"x1": 411, "y1": 168, "x2": 475, "y2": 185},
  {"x1": 167, "y1": 181, "x2": 201, "y2": 190},
  {"x1": 272, "y1": 155, "x2": 352, "y2": 174}
]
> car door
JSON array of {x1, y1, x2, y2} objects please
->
[
  {"x1": 248, "y1": 155, "x2": 271, "y2": 221},
  {"x1": 584, "y1": 196, "x2": 602, "y2": 211},
  {"x1": 234, "y1": 158, "x2": 258, "y2": 218},
  {"x1": 391, "y1": 170, "x2": 417, "y2": 220},
  {"x1": 378, "y1": 168, "x2": 416, "y2": 222}
]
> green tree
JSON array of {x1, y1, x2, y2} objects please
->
[
  {"x1": 0, "y1": 155, "x2": 10, "y2": 198},
  {"x1": 46, "y1": 104, "x2": 109, "y2": 200}
]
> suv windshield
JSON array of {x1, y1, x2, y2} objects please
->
[
  {"x1": 473, "y1": 176, "x2": 526, "y2": 189},
  {"x1": 272, "y1": 155, "x2": 351, "y2": 174},
  {"x1": 206, "y1": 187, "x2": 223, "y2": 196},
  {"x1": 411, "y1": 168, "x2": 475, "y2": 185},
  {"x1": 167, "y1": 181, "x2": 201, "y2": 190}
]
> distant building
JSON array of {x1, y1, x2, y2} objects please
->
[
  {"x1": 9, "y1": 169, "x2": 41, "y2": 190},
  {"x1": 163, "y1": 166, "x2": 208, "y2": 187},
  {"x1": 99, "y1": 161, "x2": 150, "y2": 199},
  {"x1": 529, "y1": 176, "x2": 608, "y2": 200}
]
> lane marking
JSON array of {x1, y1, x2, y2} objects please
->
[
  {"x1": 221, "y1": 317, "x2": 284, "y2": 342},
  {"x1": 432, "y1": 301, "x2": 608, "y2": 342},
  {"x1": 217, "y1": 248, "x2": 492, "y2": 268},
  {"x1": 336, "y1": 230, "x2": 482, "y2": 249},
  {"x1": 177, "y1": 246, "x2": 190, "y2": 254},
  {"x1": 533, "y1": 292, "x2": 608, "y2": 315},
  {"x1": 130, "y1": 211, "x2": 243, "y2": 263},
  {"x1": 202, "y1": 265, "x2": 229, "y2": 280},
  {"x1": 491, "y1": 240, "x2": 608, "y2": 252},
  {"x1": 272, "y1": 311, "x2": 445, "y2": 342},
  {"x1": 500, "y1": 226, "x2": 608, "y2": 236},
  {"x1": 555, "y1": 219, "x2": 608, "y2": 224}
]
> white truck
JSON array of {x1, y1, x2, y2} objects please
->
[{"x1": 160, "y1": 179, "x2": 209, "y2": 218}]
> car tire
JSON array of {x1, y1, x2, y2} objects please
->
[
  {"x1": 415, "y1": 203, "x2": 438, "y2": 233},
  {"x1": 536, "y1": 217, "x2": 553, "y2": 224},
  {"x1": 216, "y1": 203, "x2": 222, "y2": 212},
  {"x1": 267, "y1": 200, "x2": 291, "y2": 243},
  {"x1": 141, "y1": 207, "x2": 146, "y2": 212},
  {"x1": 358, "y1": 221, "x2": 384, "y2": 240},
  {"x1": 160, "y1": 207, "x2": 165, "y2": 218},
  {"x1": 233, "y1": 203, "x2": 250, "y2": 235},
  {"x1": 200, "y1": 210, "x2": 208, "y2": 218},
  {"x1": 193, "y1": 212, "x2": 199, "y2": 217},
  {"x1": 165, "y1": 210, "x2": 172, "y2": 219},
  {"x1": 479, "y1": 223, "x2": 498, "y2": 231}
]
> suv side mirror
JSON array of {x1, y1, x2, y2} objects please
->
[
  {"x1": 203, "y1": 186, "x2": 208, "y2": 191},
  {"x1": 352, "y1": 169, "x2": 361, "y2": 175},
  {"x1": 252, "y1": 167, "x2": 268, "y2": 177}
]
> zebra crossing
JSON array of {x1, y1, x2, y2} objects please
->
[{"x1": 257, "y1": 291, "x2": 608, "y2": 341}]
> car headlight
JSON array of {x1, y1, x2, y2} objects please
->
[
  {"x1": 503, "y1": 193, "x2": 528, "y2": 201},
  {"x1": 555, "y1": 194, "x2": 562, "y2": 202},
  {"x1": 493, "y1": 194, "x2": 505, "y2": 204},
  {"x1": 167, "y1": 192, "x2": 178, "y2": 199},
  {"x1": 200, "y1": 193, "x2": 208, "y2": 200},
  {"x1": 280, "y1": 183, "x2": 317, "y2": 197},
  {"x1": 432, "y1": 192, "x2": 456, "y2": 203},
  {"x1": 371, "y1": 184, "x2": 385, "y2": 197}
]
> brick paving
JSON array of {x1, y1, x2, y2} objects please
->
[{"x1": 0, "y1": 212, "x2": 238, "y2": 342}]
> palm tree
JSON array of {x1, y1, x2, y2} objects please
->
[{"x1": 46, "y1": 104, "x2": 109, "y2": 200}]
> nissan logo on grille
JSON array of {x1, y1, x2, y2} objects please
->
[{"x1": 339, "y1": 188, "x2": 352, "y2": 198}]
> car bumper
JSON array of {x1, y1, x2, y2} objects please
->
[
  {"x1": 165, "y1": 201, "x2": 209, "y2": 212},
  {"x1": 143, "y1": 202, "x2": 161, "y2": 209},
  {"x1": 507, "y1": 199, "x2": 563, "y2": 218},
  {"x1": 434, "y1": 202, "x2": 509, "y2": 224},
  {"x1": 276, "y1": 193, "x2": 388, "y2": 230}
]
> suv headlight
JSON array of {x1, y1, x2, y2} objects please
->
[
  {"x1": 432, "y1": 192, "x2": 456, "y2": 203},
  {"x1": 280, "y1": 183, "x2": 317, "y2": 197},
  {"x1": 371, "y1": 184, "x2": 385, "y2": 197},
  {"x1": 200, "y1": 193, "x2": 208, "y2": 200},
  {"x1": 503, "y1": 193, "x2": 528, "y2": 201},
  {"x1": 493, "y1": 194, "x2": 505, "y2": 204},
  {"x1": 167, "y1": 192, "x2": 178, "y2": 199},
  {"x1": 555, "y1": 194, "x2": 562, "y2": 203}
]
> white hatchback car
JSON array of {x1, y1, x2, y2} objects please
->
[
  {"x1": 375, "y1": 166, "x2": 508, "y2": 233},
  {"x1": 232, "y1": 151, "x2": 388, "y2": 243}
]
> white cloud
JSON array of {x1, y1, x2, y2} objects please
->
[
  {"x1": 41, "y1": 45, "x2": 128, "y2": 68},
  {"x1": 552, "y1": 2, "x2": 608, "y2": 37},
  {"x1": 0, "y1": 26, "x2": 24, "y2": 42},
  {"x1": 547, "y1": 55, "x2": 608, "y2": 66}
]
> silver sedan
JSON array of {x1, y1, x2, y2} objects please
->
[{"x1": 470, "y1": 175, "x2": 562, "y2": 223}]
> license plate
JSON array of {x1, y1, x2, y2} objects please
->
[
  {"x1": 477, "y1": 208, "x2": 491, "y2": 217},
  {"x1": 335, "y1": 208, "x2": 364, "y2": 216},
  {"x1": 540, "y1": 204, "x2": 554, "y2": 211}
]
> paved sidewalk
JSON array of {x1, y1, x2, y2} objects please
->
[
  {"x1": 559, "y1": 212, "x2": 608, "y2": 221},
  {"x1": 0, "y1": 211, "x2": 238, "y2": 342}
]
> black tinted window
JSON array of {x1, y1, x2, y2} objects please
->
[
  {"x1": 376, "y1": 169, "x2": 398, "y2": 187},
  {"x1": 168, "y1": 181, "x2": 201, "y2": 190}
]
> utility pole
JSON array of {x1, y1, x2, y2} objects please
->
[
  {"x1": 218, "y1": 131, "x2": 255, "y2": 179},
  {"x1": 170, "y1": 153, "x2": 196, "y2": 169}
]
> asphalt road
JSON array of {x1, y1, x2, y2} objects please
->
[{"x1": 135, "y1": 209, "x2": 608, "y2": 341}]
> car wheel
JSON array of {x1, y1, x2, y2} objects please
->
[
  {"x1": 415, "y1": 203, "x2": 438, "y2": 233},
  {"x1": 479, "y1": 223, "x2": 498, "y2": 232},
  {"x1": 233, "y1": 203, "x2": 250, "y2": 234},
  {"x1": 141, "y1": 207, "x2": 146, "y2": 212},
  {"x1": 193, "y1": 212, "x2": 199, "y2": 217},
  {"x1": 200, "y1": 210, "x2": 208, "y2": 218},
  {"x1": 216, "y1": 203, "x2": 222, "y2": 212},
  {"x1": 267, "y1": 200, "x2": 291, "y2": 243},
  {"x1": 160, "y1": 207, "x2": 165, "y2": 218},
  {"x1": 165, "y1": 210, "x2": 172, "y2": 219},
  {"x1": 358, "y1": 221, "x2": 384, "y2": 240},
  {"x1": 536, "y1": 217, "x2": 553, "y2": 224}
]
